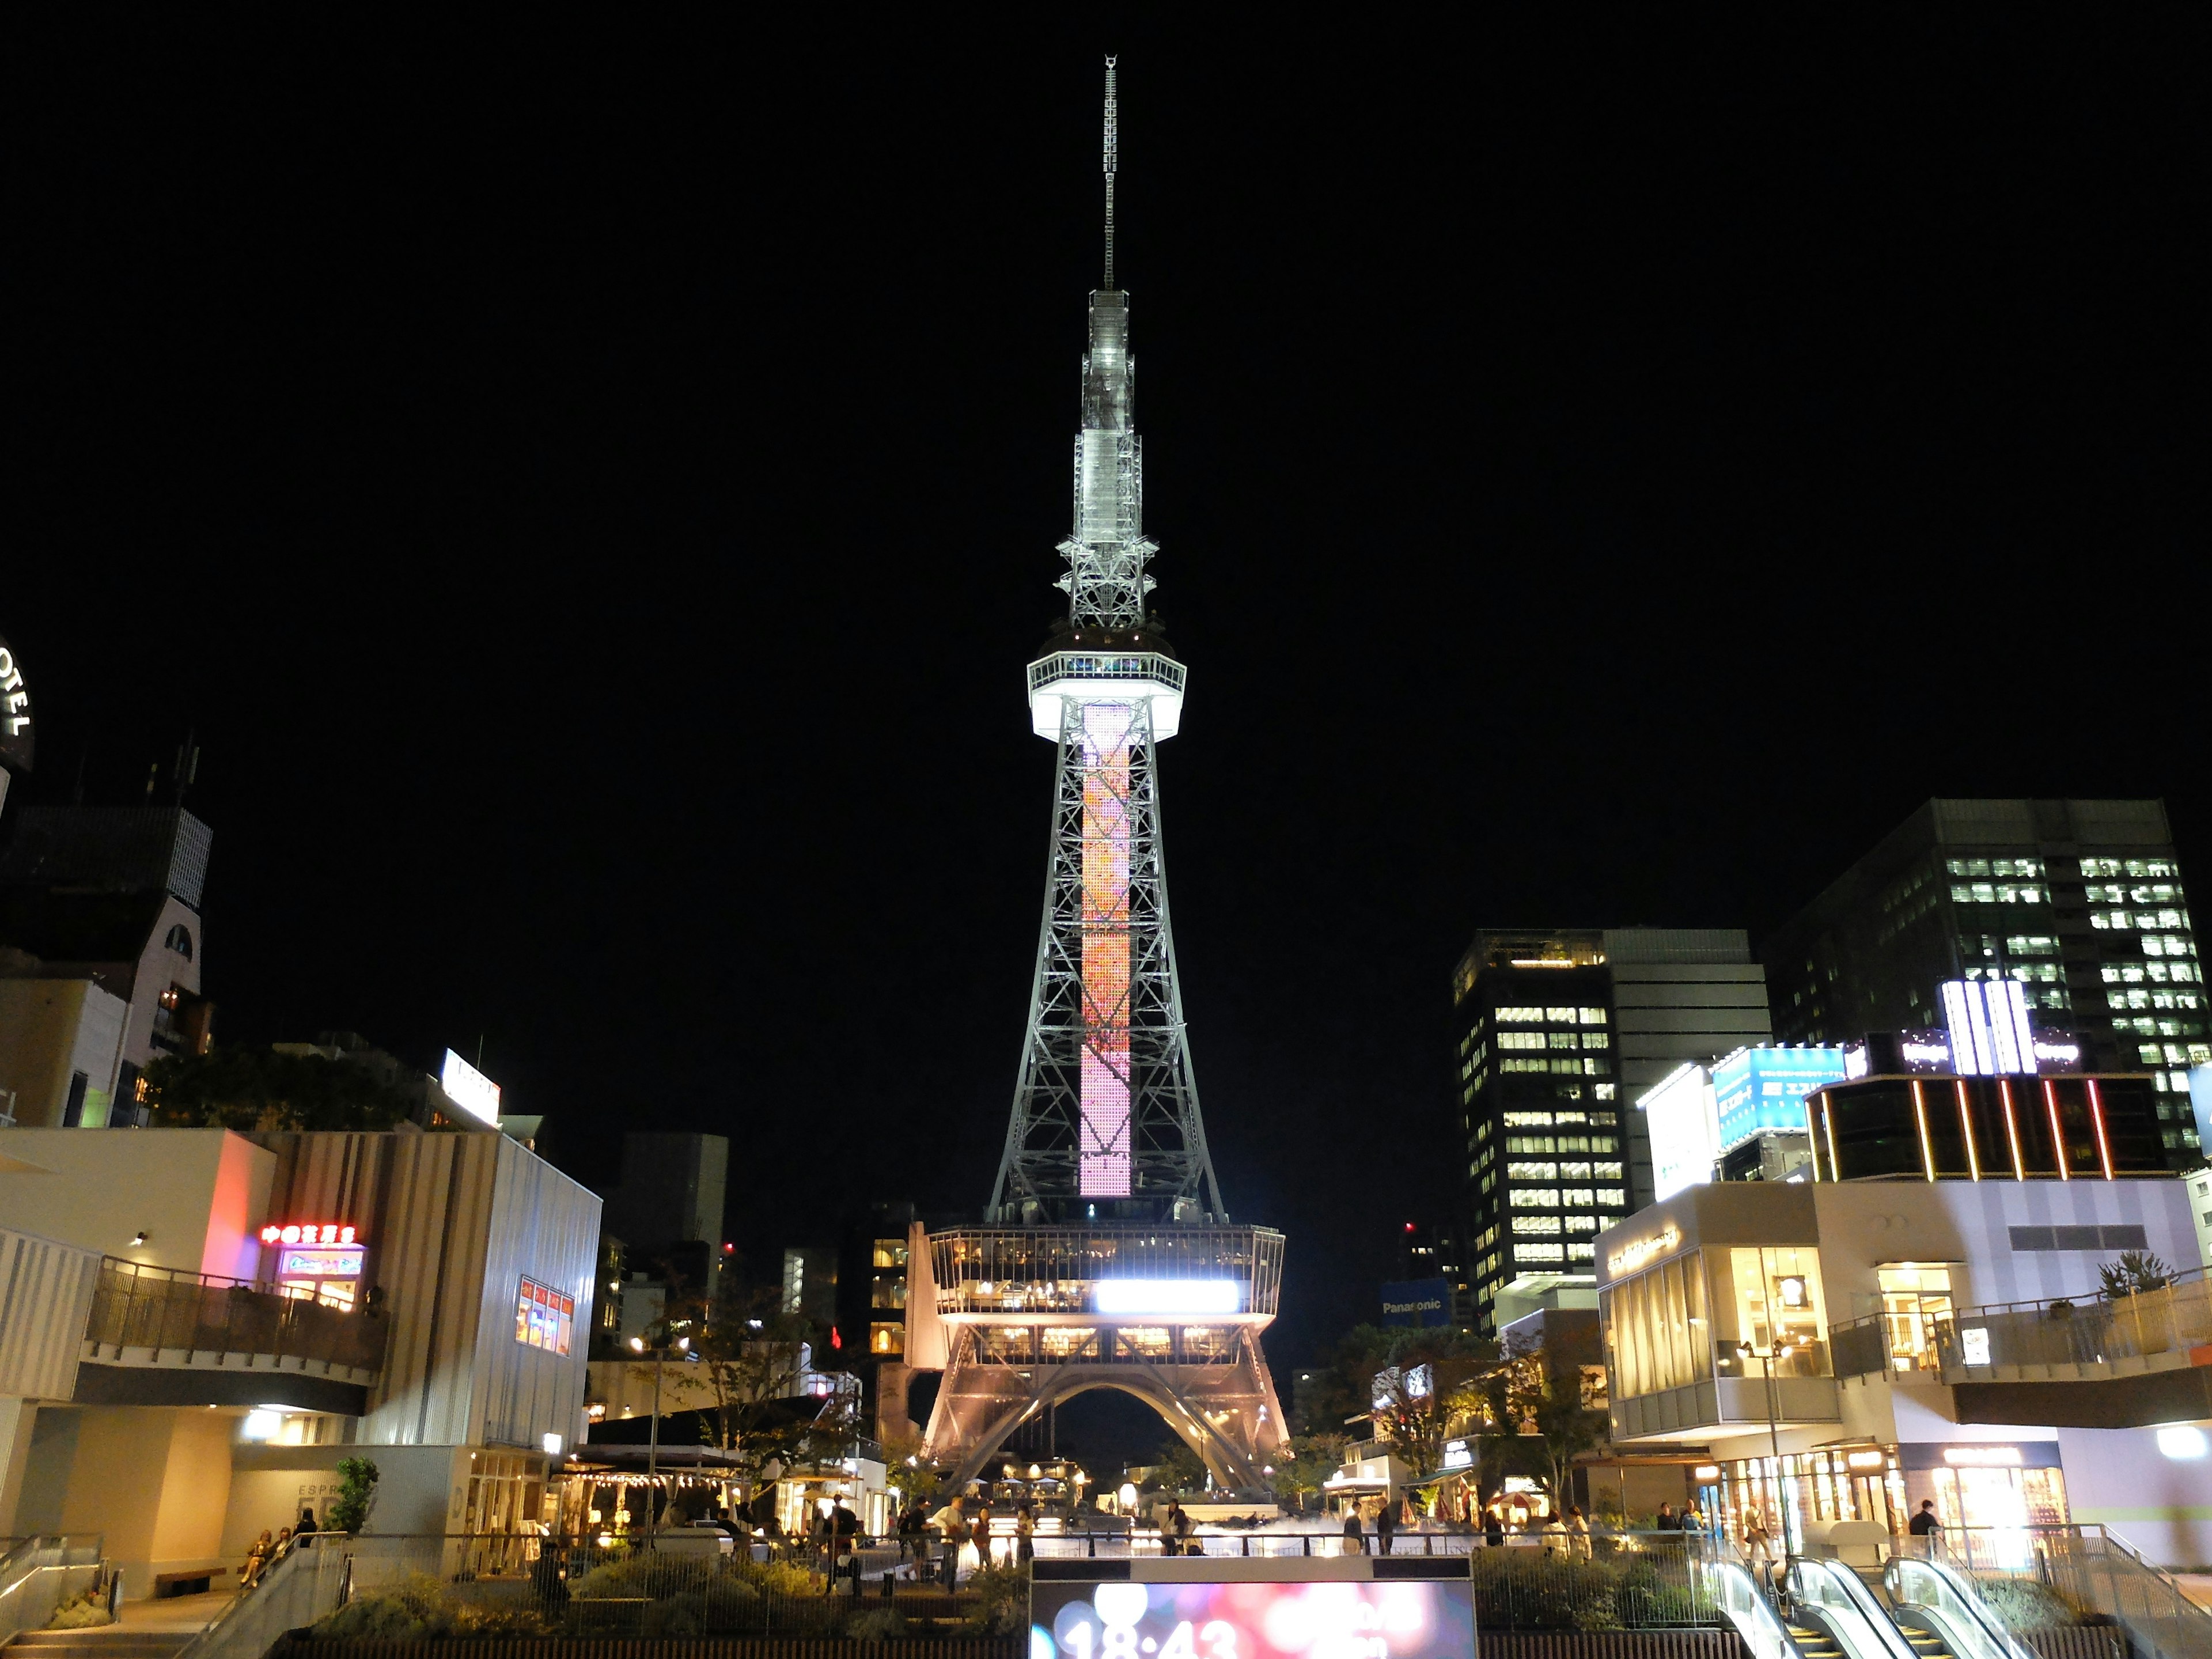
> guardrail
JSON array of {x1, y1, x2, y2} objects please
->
[
  {"x1": 1936, "y1": 1268, "x2": 2212, "y2": 1373},
  {"x1": 87, "y1": 1257, "x2": 387, "y2": 1376},
  {"x1": 0, "y1": 1535, "x2": 107, "y2": 1645},
  {"x1": 1932, "y1": 1525, "x2": 2212, "y2": 1659},
  {"x1": 178, "y1": 1537, "x2": 350, "y2": 1659}
]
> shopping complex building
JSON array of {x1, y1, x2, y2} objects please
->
[
  {"x1": 0, "y1": 1124, "x2": 597, "y2": 1596},
  {"x1": 1595, "y1": 1070, "x2": 2212, "y2": 1567}
]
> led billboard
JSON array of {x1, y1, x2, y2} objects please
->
[
  {"x1": 1639, "y1": 1063, "x2": 1718, "y2": 1202},
  {"x1": 1711, "y1": 1046, "x2": 1849, "y2": 1152},
  {"x1": 1031, "y1": 1575, "x2": 1476, "y2": 1659},
  {"x1": 1380, "y1": 1278, "x2": 1452, "y2": 1328},
  {"x1": 440, "y1": 1049, "x2": 502, "y2": 1126}
]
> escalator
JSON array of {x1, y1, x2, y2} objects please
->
[
  {"x1": 1716, "y1": 1544, "x2": 2029, "y2": 1659},
  {"x1": 1881, "y1": 1555, "x2": 2035, "y2": 1659}
]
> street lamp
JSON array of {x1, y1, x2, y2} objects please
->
[
  {"x1": 1735, "y1": 1339, "x2": 1789, "y2": 1554},
  {"x1": 630, "y1": 1332, "x2": 690, "y2": 1550}
]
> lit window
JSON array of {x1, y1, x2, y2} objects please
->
[
  {"x1": 1498, "y1": 1031, "x2": 1546, "y2": 1050},
  {"x1": 1579, "y1": 1007, "x2": 1608, "y2": 1024},
  {"x1": 1546, "y1": 1007, "x2": 1577, "y2": 1022},
  {"x1": 1596, "y1": 1188, "x2": 1626, "y2": 1206},
  {"x1": 1508, "y1": 1162, "x2": 1559, "y2": 1180},
  {"x1": 1503, "y1": 1111, "x2": 1555, "y2": 1127},
  {"x1": 1548, "y1": 1033, "x2": 1580, "y2": 1050},
  {"x1": 1510, "y1": 1188, "x2": 1560, "y2": 1208},
  {"x1": 1562, "y1": 1188, "x2": 1595, "y2": 1206},
  {"x1": 1564, "y1": 1215, "x2": 1599, "y2": 1234},
  {"x1": 1558, "y1": 1161, "x2": 1592, "y2": 1179},
  {"x1": 1583, "y1": 1031, "x2": 1611, "y2": 1049},
  {"x1": 1497, "y1": 1006, "x2": 1546, "y2": 1022},
  {"x1": 1513, "y1": 1216, "x2": 1562, "y2": 1236},
  {"x1": 2081, "y1": 858, "x2": 2122, "y2": 877},
  {"x1": 1516, "y1": 1243, "x2": 1566, "y2": 1263},
  {"x1": 1594, "y1": 1084, "x2": 1616, "y2": 1101}
]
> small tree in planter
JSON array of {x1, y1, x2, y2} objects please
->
[{"x1": 329, "y1": 1457, "x2": 380, "y2": 1534}]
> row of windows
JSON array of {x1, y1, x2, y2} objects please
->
[
  {"x1": 1513, "y1": 1242, "x2": 1596, "y2": 1264},
  {"x1": 2093, "y1": 910, "x2": 2192, "y2": 932},
  {"x1": 2082, "y1": 858, "x2": 2180, "y2": 879},
  {"x1": 1498, "y1": 1030, "x2": 1610, "y2": 1051},
  {"x1": 2142, "y1": 1042, "x2": 2212, "y2": 1067},
  {"x1": 2106, "y1": 963, "x2": 2202, "y2": 986},
  {"x1": 1502, "y1": 1056, "x2": 1611, "y2": 1075},
  {"x1": 1953, "y1": 884, "x2": 2044, "y2": 906},
  {"x1": 2086, "y1": 883, "x2": 2185, "y2": 905},
  {"x1": 2108, "y1": 988, "x2": 2205, "y2": 1011},
  {"x1": 1503, "y1": 1109, "x2": 1618, "y2": 1128},
  {"x1": 1948, "y1": 858, "x2": 2046, "y2": 879},
  {"x1": 1508, "y1": 1187, "x2": 1627, "y2": 1209},
  {"x1": 2139, "y1": 935, "x2": 2199, "y2": 959},
  {"x1": 1506, "y1": 1160, "x2": 1624, "y2": 1181},
  {"x1": 1964, "y1": 963, "x2": 2062, "y2": 983},
  {"x1": 1495, "y1": 1005, "x2": 1608, "y2": 1025},
  {"x1": 1512, "y1": 1214, "x2": 1610, "y2": 1236},
  {"x1": 1995, "y1": 934, "x2": 2059, "y2": 956},
  {"x1": 1503, "y1": 1134, "x2": 1612, "y2": 1156},
  {"x1": 2118, "y1": 1017, "x2": 2207, "y2": 1039}
]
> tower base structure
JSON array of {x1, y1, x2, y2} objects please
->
[{"x1": 914, "y1": 1224, "x2": 1288, "y2": 1491}]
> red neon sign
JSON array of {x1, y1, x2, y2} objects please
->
[{"x1": 259, "y1": 1223, "x2": 359, "y2": 1247}]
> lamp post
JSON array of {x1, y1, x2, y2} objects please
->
[
  {"x1": 630, "y1": 1331, "x2": 690, "y2": 1551},
  {"x1": 1735, "y1": 1340, "x2": 1789, "y2": 1555}
]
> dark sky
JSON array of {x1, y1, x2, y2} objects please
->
[{"x1": 5, "y1": 17, "x2": 2206, "y2": 1366}]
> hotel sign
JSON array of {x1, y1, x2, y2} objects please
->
[
  {"x1": 0, "y1": 635, "x2": 31, "y2": 772},
  {"x1": 1607, "y1": 1225, "x2": 1681, "y2": 1278}
]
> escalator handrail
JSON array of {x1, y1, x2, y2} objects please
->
[
  {"x1": 1791, "y1": 1556, "x2": 1923, "y2": 1659},
  {"x1": 1711, "y1": 1557, "x2": 1812, "y2": 1659},
  {"x1": 1886, "y1": 1554, "x2": 2037, "y2": 1659}
]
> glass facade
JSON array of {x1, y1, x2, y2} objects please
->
[{"x1": 1599, "y1": 1244, "x2": 1832, "y2": 1401}]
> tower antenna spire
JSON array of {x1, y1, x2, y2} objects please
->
[{"x1": 1102, "y1": 56, "x2": 1118, "y2": 290}]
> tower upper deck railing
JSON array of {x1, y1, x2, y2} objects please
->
[{"x1": 929, "y1": 1224, "x2": 1283, "y2": 1320}]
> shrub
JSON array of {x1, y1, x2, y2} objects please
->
[
  {"x1": 848, "y1": 1607, "x2": 908, "y2": 1641},
  {"x1": 45, "y1": 1589, "x2": 113, "y2": 1630},
  {"x1": 967, "y1": 1560, "x2": 1031, "y2": 1634},
  {"x1": 1972, "y1": 1577, "x2": 2085, "y2": 1633},
  {"x1": 328, "y1": 1457, "x2": 380, "y2": 1535}
]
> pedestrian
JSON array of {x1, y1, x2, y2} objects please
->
[
  {"x1": 531, "y1": 1539, "x2": 570, "y2": 1612},
  {"x1": 1482, "y1": 1505, "x2": 1505, "y2": 1550},
  {"x1": 1566, "y1": 1506, "x2": 1590, "y2": 1560},
  {"x1": 1744, "y1": 1519, "x2": 1774, "y2": 1562},
  {"x1": 1908, "y1": 1500, "x2": 1941, "y2": 1539},
  {"x1": 1016, "y1": 1501, "x2": 1036, "y2": 1563},
  {"x1": 1376, "y1": 1497, "x2": 1397, "y2": 1556},
  {"x1": 1655, "y1": 1502, "x2": 1676, "y2": 1532},
  {"x1": 296, "y1": 1508, "x2": 318, "y2": 1539},
  {"x1": 832, "y1": 1497, "x2": 859, "y2": 1561},
  {"x1": 935, "y1": 1499, "x2": 968, "y2": 1589},
  {"x1": 1341, "y1": 1506, "x2": 1366, "y2": 1555},
  {"x1": 242, "y1": 1529, "x2": 272, "y2": 1588}
]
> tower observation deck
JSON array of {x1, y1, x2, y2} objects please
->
[{"x1": 916, "y1": 60, "x2": 1287, "y2": 1494}]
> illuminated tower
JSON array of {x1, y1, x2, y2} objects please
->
[
  {"x1": 917, "y1": 62, "x2": 1285, "y2": 1493},
  {"x1": 991, "y1": 56, "x2": 1219, "y2": 1226}
]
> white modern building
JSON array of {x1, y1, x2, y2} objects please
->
[{"x1": 0, "y1": 1124, "x2": 597, "y2": 1597}]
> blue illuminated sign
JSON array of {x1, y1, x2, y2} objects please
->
[
  {"x1": 1381, "y1": 1278, "x2": 1453, "y2": 1328},
  {"x1": 1712, "y1": 1046, "x2": 1849, "y2": 1152}
]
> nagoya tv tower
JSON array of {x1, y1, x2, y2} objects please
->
[
  {"x1": 993, "y1": 56, "x2": 1216, "y2": 1228},
  {"x1": 915, "y1": 62, "x2": 1286, "y2": 1493}
]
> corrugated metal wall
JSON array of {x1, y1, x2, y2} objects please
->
[
  {"x1": 0, "y1": 1224, "x2": 100, "y2": 1397},
  {"x1": 256, "y1": 1131, "x2": 599, "y2": 1450}
]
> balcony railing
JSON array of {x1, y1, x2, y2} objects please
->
[
  {"x1": 1937, "y1": 1266, "x2": 2212, "y2": 1375},
  {"x1": 85, "y1": 1257, "x2": 388, "y2": 1377}
]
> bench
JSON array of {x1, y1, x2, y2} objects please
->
[{"x1": 154, "y1": 1570, "x2": 215, "y2": 1599}]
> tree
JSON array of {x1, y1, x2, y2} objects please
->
[
  {"x1": 329, "y1": 1456, "x2": 380, "y2": 1533},
  {"x1": 1463, "y1": 1334, "x2": 1608, "y2": 1507},
  {"x1": 2100, "y1": 1250, "x2": 2175, "y2": 1300},
  {"x1": 1316, "y1": 1323, "x2": 1496, "y2": 1479},
  {"x1": 644, "y1": 1286, "x2": 858, "y2": 1479},
  {"x1": 880, "y1": 1429, "x2": 941, "y2": 1506},
  {"x1": 1269, "y1": 1433, "x2": 1348, "y2": 1512},
  {"x1": 143, "y1": 1047, "x2": 417, "y2": 1131},
  {"x1": 1154, "y1": 1436, "x2": 1209, "y2": 1494}
]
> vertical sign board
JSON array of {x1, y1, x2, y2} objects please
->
[{"x1": 1380, "y1": 1278, "x2": 1453, "y2": 1329}]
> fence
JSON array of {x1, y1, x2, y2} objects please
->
[
  {"x1": 0, "y1": 1535, "x2": 107, "y2": 1645},
  {"x1": 86, "y1": 1257, "x2": 387, "y2": 1374},
  {"x1": 1935, "y1": 1267, "x2": 2212, "y2": 1373},
  {"x1": 1933, "y1": 1527, "x2": 2212, "y2": 1659},
  {"x1": 179, "y1": 1536, "x2": 354, "y2": 1659}
]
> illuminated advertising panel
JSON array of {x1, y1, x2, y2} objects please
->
[
  {"x1": 440, "y1": 1049, "x2": 502, "y2": 1126},
  {"x1": 278, "y1": 1246, "x2": 366, "y2": 1278},
  {"x1": 516, "y1": 1277, "x2": 574, "y2": 1355},
  {"x1": 1032, "y1": 1575, "x2": 1476, "y2": 1659},
  {"x1": 1710, "y1": 1046, "x2": 1850, "y2": 1152},
  {"x1": 1078, "y1": 703, "x2": 1136, "y2": 1196},
  {"x1": 1639, "y1": 1063, "x2": 1718, "y2": 1202},
  {"x1": 1941, "y1": 980, "x2": 2037, "y2": 1077},
  {"x1": 1380, "y1": 1278, "x2": 1452, "y2": 1328},
  {"x1": 1094, "y1": 1279, "x2": 1241, "y2": 1316}
]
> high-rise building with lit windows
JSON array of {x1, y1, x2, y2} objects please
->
[
  {"x1": 1763, "y1": 800, "x2": 2205, "y2": 1154},
  {"x1": 1450, "y1": 926, "x2": 1771, "y2": 1333}
]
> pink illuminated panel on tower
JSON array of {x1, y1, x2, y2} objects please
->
[{"x1": 1079, "y1": 703, "x2": 1135, "y2": 1196}]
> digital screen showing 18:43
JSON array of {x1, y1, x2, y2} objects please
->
[{"x1": 1031, "y1": 1580, "x2": 1476, "y2": 1659}]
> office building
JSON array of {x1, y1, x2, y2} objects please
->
[
  {"x1": 1763, "y1": 799, "x2": 2205, "y2": 1119},
  {"x1": 0, "y1": 806, "x2": 214, "y2": 1126},
  {"x1": 1452, "y1": 926, "x2": 1772, "y2": 1332}
]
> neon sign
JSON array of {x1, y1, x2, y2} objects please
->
[
  {"x1": 279, "y1": 1246, "x2": 365, "y2": 1278},
  {"x1": 261, "y1": 1224, "x2": 358, "y2": 1247},
  {"x1": 1606, "y1": 1225, "x2": 1680, "y2": 1278}
]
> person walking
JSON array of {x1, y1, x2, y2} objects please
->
[
  {"x1": 1908, "y1": 1501, "x2": 1941, "y2": 1539},
  {"x1": 1015, "y1": 1501, "x2": 1036, "y2": 1563},
  {"x1": 1482, "y1": 1504, "x2": 1505, "y2": 1549},
  {"x1": 1375, "y1": 1497, "x2": 1397, "y2": 1556},
  {"x1": 1565, "y1": 1506, "x2": 1590, "y2": 1560},
  {"x1": 1341, "y1": 1506, "x2": 1366, "y2": 1555}
]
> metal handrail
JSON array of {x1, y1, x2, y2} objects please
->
[
  {"x1": 86, "y1": 1257, "x2": 387, "y2": 1375},
  {"x1": 1790, "y1": 1556, "x2": 1921, "y2": 1659},
  {"x1": 1932, "y1": 1524, "x2": 2212, "y2": 1659},
  {"x1": 1885, "y1": 1554, "x2": 2035, "y2": 1659}
]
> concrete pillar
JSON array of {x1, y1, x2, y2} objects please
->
[{"x1": 0, "y1": 1397, "x2": 38, "y2": 1535}]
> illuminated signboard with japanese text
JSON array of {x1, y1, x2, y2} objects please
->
[
  {"x1": 1639, "y1": 1065, "x2": 1719, "y2": 1202},
  {"x1": 1710, "y1": 1046, "x2": 1849, "y2": 1152},
  {"x1": 517, "y1": 1277, "x2": 574, "y2": 1356},
  {"x1": 1031, "y1": 1574, "x2": 1475, "y2": 1659}
]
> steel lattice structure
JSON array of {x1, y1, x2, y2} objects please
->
[{"x1": 990, "y1": 57, "x2": 1220, "y2": 1228}]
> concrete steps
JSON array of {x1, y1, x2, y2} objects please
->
[{"x1": 5, "y1": 1634, "x2": 196, "y2": 1659}]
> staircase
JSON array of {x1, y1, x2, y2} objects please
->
[{"x1": 1787, "y1": 1621, "x2": 1850, "y2": 1659}]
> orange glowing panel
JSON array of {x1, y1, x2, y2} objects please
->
[
  {"x1": 1998, "y1": 1080, "x2": 2025, "y2": 1181},
  {"x1": 2086, "y1": 1079, "x2": 2115, "y2": 1180},
  {"x1": 1956, "y1": 1081, "x2": 1980, "y2": 1180},
  {"x1": 1820, "y1": 1091, "x2": 1841, "y2": 1183},
  {"x1": 1078, "y1": 703, "x2": 1135, "y2": 1196},
  {"x1": 1911, "y1": 1081, "x2": 1936, "y2": 1181},
  {"x1": 1803, "y1": 1098, "x2": 1821, "y2": 1181},
  {"x1": 2044, "y1": 1080, "x2": 2069, "y2": 1180}
]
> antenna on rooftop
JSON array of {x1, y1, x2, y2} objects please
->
[{"x1": 1102, "y1": 56, "x2": 1119, "y2": 290}]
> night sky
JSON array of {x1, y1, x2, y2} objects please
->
[{"x1": 6, "y1": 18, "x2": 2205, "y2": 1369}]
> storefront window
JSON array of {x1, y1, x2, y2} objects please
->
[
  {"x1": 1599, "y1": 1248, "x2": 1712, "y2": 1400},
  {"x1": 982, "y1": 1326, "x2": 1032, "y2": 1362},
  {"x1": 1877, "y1": 1264, "x2": 1954, "y2": 1372},
  {"x1": 1039, "y1": 1325, "x2": 1096, "y2": 1361},
  {"x1": 1117, "y1": 1326, "x2": 1172, "y2": 1359},
  {"x1": 1714, "y1": 1248, "x2": 1829, "y2": 1378}
]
